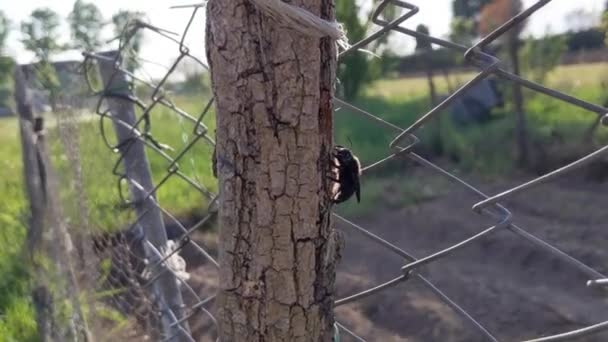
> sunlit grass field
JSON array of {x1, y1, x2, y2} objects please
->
[
  {"x1": 334, "y1": 63, "x2": 608, "y2": 217},
  {"x1": 367, "y1": 62, "x2": 608, "y2": 99}
]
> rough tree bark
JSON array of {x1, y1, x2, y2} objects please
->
[{"x1": 206, "y1": 0, "x2": 339, "y2": 341}]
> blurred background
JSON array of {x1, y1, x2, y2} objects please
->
[{"x1": 1, "y1": 0, "x2": 608, "y2": 341}]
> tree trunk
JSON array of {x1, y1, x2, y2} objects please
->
[
  {"x1": 442, "y1": 68, "x2": 454, "y2": 94},
  {"x1": 508, "y1": 36, "x2": 528, "y2": 167},
  {"x1": 206, "y1": 0, "x2": 338, "y2": 341},
  {"x1": 425, "y1": 66, "x2": 437, "y2": 106}
]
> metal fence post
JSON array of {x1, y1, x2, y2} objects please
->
[{"x1": 96, "y1": 50, "x2": 191, "y2": 341}]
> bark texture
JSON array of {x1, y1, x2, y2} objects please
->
[{"x1": 205, "y1": 0, "x2": 338, "y2": 341}]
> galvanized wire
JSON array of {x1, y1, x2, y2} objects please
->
[{"x1": 77, "y1": 0, "x2": 608, "y2": 341}]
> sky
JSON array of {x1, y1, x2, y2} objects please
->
[{"x1": 2, "y1": 0, "x2": 604, "y2": 78}]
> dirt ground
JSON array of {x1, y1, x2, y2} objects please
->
[
  {"x1": 333, "y1": 165, "x2": 608, "y2": 342},
  {"x1": 175, "y1": 163, "x2": 608, "y2": 342}
]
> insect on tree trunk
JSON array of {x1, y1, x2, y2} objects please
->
[{"x1": 205, "y1": 0, "x2": 339, "y2": 340}]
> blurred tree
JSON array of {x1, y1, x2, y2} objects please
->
[
  {"x1": 520, "y1": 34, "x2": 566, "y2": 84},
  {"x1": 450, "y1": 0, "x2": 492, "y2": 45},
  {"x1": 112, "y1": 10, "x2": 145, "y2": 72},
  {"x1": 68, "y1": 0, "x2": 105, "y2": 51},
  {"x1": 20, "y1": 8, "x2": 63, "y2": 61},
  {"x1": 566, "y1": 29, "x2": 605, "y2": 51},
  {"x1": 415, "y1": 24, "x2": 443, "y2": 155},
  {"x1": 449, "y1": 17, "x2": 476, "y2": 46},
  {"x1": 479, "y1": 0, "x2": 529, "y2": 167},
  {"x1": 415, "y1": 24, "x2": 437, "y2": 105},
  {"x1": 20, "y1": 8, "x2": 64, "y2": 107},
  {"x1": 603, "y1": 4, "x2": 608, "y2": 46},
  {"x1": 0, "y1": 10, "x2": 9, "y2": 53},
  {"x1": 336, "y1": 0, "x2": 400, "y2": 99},
  {"x1": 453, "y1": 0, "x2": 490, "y2": 18},
  {"x1": 336, "y1": 0, "x2": 368, "y2": 99}
]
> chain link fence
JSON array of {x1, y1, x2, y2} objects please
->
[
  {"x1": 79, "y1": 4, "x2": 220, "y2": 341},
  {"x1": 13, "y1": 0, "x2": 608, "y2": 341},
  {"x1": 331, "y1": 1, "x2": 608, "y2": 341}
]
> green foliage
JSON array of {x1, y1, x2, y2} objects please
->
[
  {"x1": 20, "y1": 8, "x2": 63, "y2": 61},
  {"x1": 0, "y1": 10, "x2": 9, "y2": 53},
  {"x1": 374, "y1": 50, "x2": 401, "y2": 78},
  {"x1": 0, "y1": 119, "x2": 39, "y2": 341},
  {"x1": 440, "y1": 113, "x2": 515, "y2": 173},
  {"x1": 450, "y1": 0, "x2": 492, "y2": 43},
  {"x1": 344, "y1": 63, "x2": 608, "y2": 175},
  {"x1": 35, "y1": 62, "x2": 61, "y2": 97},
  {"x1": 603, "y1": 13, "x2": 608, "y2": 46},
  {"x1": 558, "y1": 29, "x2": 605, "y2": 52},
  {"x1": 336, "y1": 0, "x2": 371, "y2": 100},
  {"x1": 520, "y1": 34, "x2": 567, "y2": 84},
  {"x1": 0, "y1": 56, "x2": 14, "y2": 108},
  {"x1": 334, "y1": 96, "x2": 427, "y2": 164},
  {"x1": 0, "y1": 297, "x2": 38, "y2": 342},
  {"x1": 20, "y1": 8, "x2": 64, "y2": 100},
  {"x1": 68, "y1": 0, "x2": 105, "y2": 51},
  {"x1": 336, "y1": 0, "x2": 400, "y2": 99},
  {"x1": 449, "y1": 17, "x2": 476, "y2": 46},
  {"x1": 47, "y1": 95, "x2": 218, "y2": 232}
]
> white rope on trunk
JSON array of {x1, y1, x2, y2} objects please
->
[{"x1": 249, "y1": 0, "x2": 350, "y2": 49}]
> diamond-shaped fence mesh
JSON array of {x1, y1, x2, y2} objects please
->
[{"x1": 15, "y1": 0, "x2": 608, "y2": 341}]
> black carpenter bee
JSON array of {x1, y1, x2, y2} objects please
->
[{"x1": 329, "y1": 145, "x2": 362, "y2": 204}]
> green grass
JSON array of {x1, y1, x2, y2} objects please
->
[
  {"x1": 332, "y1": 62, "x2": 608, "y2": 220},
  {"x1": 0, "y1": 118, "x2": 38, "y2": 342},
  {"x1": 368, "y1": 62, "x2": 608, "y2": 99},
  {"x1": 346, "y1": 62, "x2": 608, "y2": 173},
  {"x1": 47, "y1": 95, "x2": 218, "y2": 233}
]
